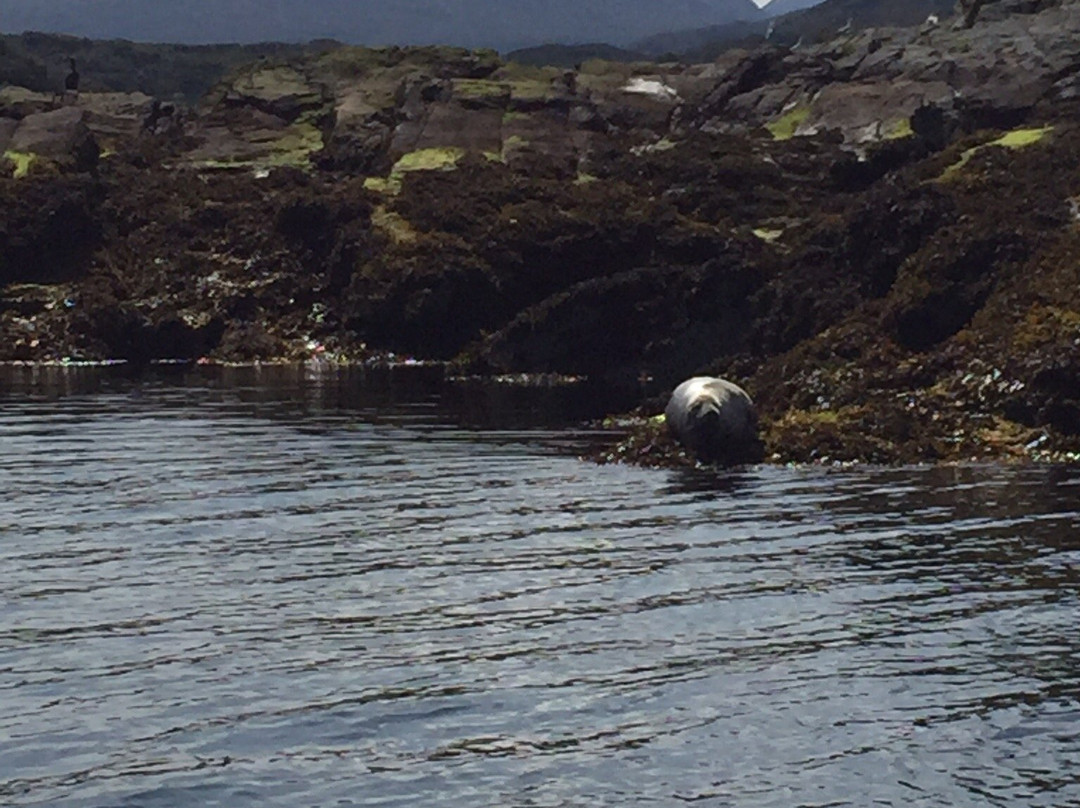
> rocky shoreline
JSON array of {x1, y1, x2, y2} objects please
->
[{"x1": 3, "y1": 2, "x2": 1080, "y2": 466}]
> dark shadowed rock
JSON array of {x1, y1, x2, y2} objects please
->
[{"x1": 0, "y1": 117, "x2": 16, "y2": 151}]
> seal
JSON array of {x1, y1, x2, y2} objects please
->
[{"x1": 664, "y1": 376, "x2": 761, "y2": 463}]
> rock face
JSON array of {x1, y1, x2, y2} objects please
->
[
  {"x1": 0, "y1": 117, "x2": 16, "y2": 151},
  {"x1": 678, "y1": 0, "x2": 1080, "y2": 144},
  {"x1": 665, "y1": 377, "x2": 762, "y2": 463},
  {"x1": 5, "y1": 2, "x2": 1080, "y2": 465},
  {"x1": 8, "y1": 107, "x2": 99, "y2": 171}
]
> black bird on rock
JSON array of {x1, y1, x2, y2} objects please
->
[{"x1": 64, "y1": 58, "x2": 80, "y2": 100}]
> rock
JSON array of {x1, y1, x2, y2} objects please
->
[
  {"x1": 185, "y1": 107, "x2": 323, "y2": 170},
  {"x1": 672, "y1": 2, "x2": 1080, "y2": 146},
  {"x1": 0, "y1": 117, "x2": 17, "y2": 152},
  {"x1": 0, "y1": 86, "x2": 55, "y2": 118},
  {"x1": 801, "y1": 79, "x2": 953, "y2": 144},
  {"x1": 665, "y1": 377, "x2": 762, "y2": 463},
  {"x1": 0, "y1": 175, "x2": 103, "y2": 285},
  {"x1": 8, "y1": 106, "x2": 100, "y2": 172},
  {"x1": 472, "y1": 253, "x2": 763, "y2": 383},
  {"x1": 219, "y1": 64, "x2": 328, "y2": 123},
  {"x1": 79, "y1": 92, "x2": 161, "y2": 147}
]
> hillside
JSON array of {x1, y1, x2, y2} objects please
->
[
  {"x1": 4, "y1": 1, "x2": 1080, "y2": 465},
  {"x1": 0, "y1": 31, "x2": 330, "y2": 101},
  {"x1": 764, "y1": 0, "x2": 958, "y2": 44},
  {"x1": 0, "y1": 0, "x2": 765, "y2": 52},
  {"x1": 761, "y1": 0, "x2": 828, "y2": 16},
  {"x1": 635, "y1": 0, "x2": 956, "y2": 58},
  {"x1": 504, "y1": 43, "x2": 647, "y2": 69}
]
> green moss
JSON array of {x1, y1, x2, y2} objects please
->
[
  {"x1": 884, "y1": 118, "x2": 914, "y2": 140},
  {"x1": 939, "y1": 125, "x2": 1055, "y2": 180},
  {"x1": 3, "y1": 150, "x2": 36, "y2": 178},
  {"x1": 770, "y1": 408, "x2": 847, "y2": 432},
  {"x1": 366, "y1": 147, "x2": 467, "y2": 194},
  {"x1": 364, "y1": 176, "x2": 401, "y2": 194},
  {"x1": 265, "y1": 122, "x2": 324, "y2": 167},
  {"x1": 495, "y1": 63, "x2": 561, "y2": 83},
  {"x1": 940, "y1": 146, "x2": 978, "y2": 179},
  {"x1": 316, "y1": 46, "x2": 396, "y2": 78},
  {"x1": 765, "y1": 106, "x2": 811, "y2": 141},
  {"x1": 574, "y1": 172, "x2": 599, "y2": 185},
  {"x1": 1012, "y1": 305, "x2": 1080, "y2": 351},
  {"x1": 508, "y1": 79, "x2": 557, "y2": 102},
  {"x1": 578, "y1": 58, "x2": 629, "y2": 77},
  {"x1": 392, "y1": 147, "x2": 466, "y2": 173},
  {"x1": 452, "y1": 78, "x2": 510, "y2": 100},
  {"x1": 991, "y1": 126, "x2": 1054, "y2": 148},
  {"x1": 189, "y1": 122, "x2": 323, "y2": 172},
  {"x1": 316, "y1": 45, "x2": 498, "y2": 80},
  {"x1": 631, "y1": 137, "x2": 678, "y2": 156},
  {"x1": 485, "y1": 135, "x2": 530, "y2": 164}
]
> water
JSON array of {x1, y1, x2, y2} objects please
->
[{"x1": 2, "y1": 366, "x2": 1079, "y2": 808}]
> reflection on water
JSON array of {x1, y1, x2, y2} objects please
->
[{"x1": 2, "y1": 367, "x2": 1079, "y2": 807}]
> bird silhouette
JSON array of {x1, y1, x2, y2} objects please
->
[{"x1": 64, "y1": 58, "x2": 80, "y2": 100}]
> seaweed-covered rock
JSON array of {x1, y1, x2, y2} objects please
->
[
  {"x1": 472, "y1": 249, "x2": 765, "y2": 384},
  {"x1": 0, "y1": 174, "x2": 103, "y2": 285}
]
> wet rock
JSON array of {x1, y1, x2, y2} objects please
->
[
  {"x1": 0, "y1": 175, "x2": 103, "y2": 285},
  {"x1": 346, "y1": 232, "x2": 504, "y2": 359},
  {"x1": 472, "y1": 251, "x2": 764, "y2": 384},
  {"x1": 884, "y1": 231, "x2": 1031, "y2": 351},
  {"x1": 315, "y1": 120, "x2": 393, "y2": 173}
]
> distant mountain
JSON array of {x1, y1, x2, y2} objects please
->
[
  {"x1": 763, "y1": 0, "x2": 955, "y2": 45},
  {"x1": 0, "y1": 0, "x2": 766, "y2": 52},
  {"x1": 506, "y1": 43, "x2": 647, "y2": 69},
  {"x1": 634, "y1": 21, "x2": 765, "y2": 58},
  {"x1": 760, "y1": 0, "x2": 828, "y2": 17},
  {"x1": 0, "y1": 30, "x2": 323, "y2": 101},
  {"x1": 635, "y1": 0, "x2": 955, "y2": 59}
]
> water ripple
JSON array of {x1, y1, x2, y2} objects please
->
[{"x1": 2, "y1": 368, "x2": 1079, "y2": 807}]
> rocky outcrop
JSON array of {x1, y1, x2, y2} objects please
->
[
  {"x1": 0, "y1": 85, "x2": 55, "y2": 118},
  {"x1": 678, "y1": 1, "x2": 1080, "y2": 145},
  {"x1": 6, "y1": 106, "x2": 99, "y2": 172},
  {"x1": 5, "y1": 4, "x2": 1080, "y2": 466}
]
